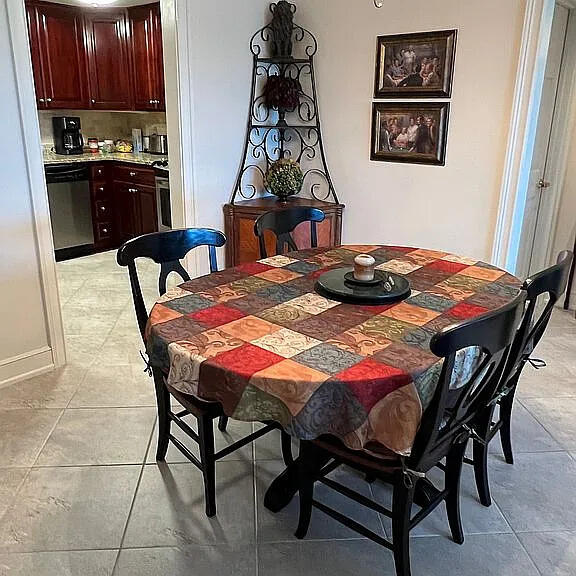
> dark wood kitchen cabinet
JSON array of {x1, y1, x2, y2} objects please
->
[
  {"x1": 84, "y1": 10, "x2": 133, "y2": 110},
  {"x1": 113, "y1": 164, "x2": 158, "y2": 243},
  {"x1": 129, "y1": 4, "x2": 165, "y2": 111},
  {"x1": 26, "y1": 2, "x2": 88, "y2": 109},
  {"x1": 26, "y1": 1, "x2": 165, "y2": 112},
  {"x1": 89, "y1": 164, "x2": 115, "y2": 249}
]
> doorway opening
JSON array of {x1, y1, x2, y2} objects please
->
[
  {"x1": 494, "y1": 0, "x2": 576, "y2": 296},
  {"x1": 9, "y1": 0, "x2": 189, "y2": 370},
  {"x1": 516, "y1": 1, "x2": 575, "y2": 280}
]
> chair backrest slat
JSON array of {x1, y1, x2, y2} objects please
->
[
  {"x1": 410, "y1": 291, "x2": 526, "y2": 471},
  {"x1": 117, "y1": 228, "x2": 226, "y2": 341},
  {"x1": 511, "y1": 250, "x2": 573, "y2": 370},
  {"x1": 254, "y1": 207, "x2": 326, "y2": 258}
]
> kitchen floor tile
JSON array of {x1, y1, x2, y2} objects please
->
[
  {"x1": 123, "y1": 461, "x2": 255, "y2": 548},
  {"x1": 35, "y1": 408, "x2": 155, "y2": 466},
  {"x1": 0, "y1": 410, "x2": 62, "y2": 467},
  {"x1": 0, "y1": 466, "x2": 139, "y2": 552},
  {"x1": 0, "y1": 550, "x2": 117, "y2": 576},
  {"x1": 114, "y1": 545, "x2": 256, "y2": 576}
]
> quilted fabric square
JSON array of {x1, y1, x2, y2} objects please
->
[
  {"x1": 286, "y1": 293, "x2": 341, "y2": 315},
  {"x1": 293, "y1": 343, "x2": 364, "y2": 375},
  {"x1": 381, "y1": 302, "x2": 441, "y2": 326},
  {"x1": 162, "y1": 294, "x2": 214, "y2": 315},
  {"x1": 252, "y1": 328, "x2": 321, "y2": 358},
  {"x1": 220, "y1": 315, "x2": 281, "y2": 342},
  {"x1": 188, "y1": 305, "x2": 246, "y2": 329},
  {"x1": 334, "y1": 359, "x2": 412, "y2": 411}
]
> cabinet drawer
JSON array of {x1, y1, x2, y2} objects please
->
[
  {"x1": 92, "y1": 181, "x2": 111, "y2": 198},
  {"x1": 94, "y1": 198, "x2": 112, "y2": 221},
  {"x1": 113, "y1": 164, "x2": 156, "y2": 186},
  {"x1": 95, "y1": 221, "x2": 113, "y2": 243},
  {"x1": 90, "y1": 164, "x2": 107, "y2": 180}
]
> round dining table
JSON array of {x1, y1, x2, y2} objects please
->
[{"x1": 145, "y1": 245, "x2": 521, "y2": 508}]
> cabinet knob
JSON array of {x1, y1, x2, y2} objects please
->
[
  {"x1": 129, "y1": 188, "x2": 138, "y2": 193},
  {"x1": 100, "y1": 206, "x2": 106, "y2": 212},
  {"x1": 39, "y1": 98, "x2": 45, "y2": 103},
  {"x1": 129, "y1": 172, "x2": 136, "y2": 177},
  {"x1": 102, "y1": 228, "x2": 108, "y2": 234},
  {"x1": 46, "y1": 98, "x2": 52, "y2": 103},
  {"x1": 99, "y1": 187, "x2": 104, "y2": 192},
  {"x1": 97, "y1": 169, "x2": 102, "y2": 175},
  {"x1": 91, "y1": 99, "x2": 96, "y2": 104}
]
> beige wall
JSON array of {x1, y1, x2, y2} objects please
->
[
  {"x1": 38, "y1": 110, "x2": 167, "y2": 147},
  {"x1": 185, "y1": 0, "x2": 526, "y2": 271},
  {"x1": 0, "y1": 0, "x2": 52, "y2": 383}
]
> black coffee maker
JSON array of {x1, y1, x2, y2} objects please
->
[{"x1": 52, "y1": 116, "x2": 84, "y2": 155}]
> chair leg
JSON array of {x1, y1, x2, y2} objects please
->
[
  {"x1": 198, "y1": 414, "x2": 217, "y2": 517},
  {"x1": 392, "y1": 478, "x2": 415, "y2": 576},
  {"x1": 445, "y1": 441, "x2": 467, "y2": 544},
  {"x1": 499, "y1": 390, "x2": 516, "y2": 465},
  {"x1": 218, "y1": 415, "x2": 229, "y2": 432},
  {"x1": 473, "y1": 438, "x2": 491, "y2": 507},
  {"x1": 153, "y1": 372, "x2": 171, "y2": 462},
  {"x1": 295, "y1": 441, "x2": 319, "y2": 540},
  {"x1": 280, "y1": 431, "x2": 294, "y2": 466}
]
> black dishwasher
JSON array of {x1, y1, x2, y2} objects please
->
[{"x1": 45, "y1": 164, "x2": 94, "y2": 261}]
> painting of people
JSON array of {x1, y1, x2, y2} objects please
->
[
  {"x1": 374, "y1": 30, "x2": 457, "y2": 98},
  {"x1": 371, "y1": 103, "x2": 450, "y2": 165}
]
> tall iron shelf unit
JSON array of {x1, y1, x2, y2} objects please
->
[{"x1": 224, "y1": 2, "x2": 344, "y2": 267}]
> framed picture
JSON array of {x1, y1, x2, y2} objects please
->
[
  {"x1": 374, "y1": 29, "x2": 457, "y2": 98},
  {"x1": 370, "y1": 102, "x2": 450, "y2": 165}
]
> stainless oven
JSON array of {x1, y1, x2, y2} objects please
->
[{"x1": 156, "y1": 175, "x2": 172, "y2": 232}]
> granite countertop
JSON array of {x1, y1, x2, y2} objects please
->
[{"x1": 43, "y1": 149, "x2": 168, "y2": 167}]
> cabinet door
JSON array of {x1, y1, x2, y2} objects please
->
[
  {"x1": 129, "y1": 5, "x2": 156, "y2": 111},
  {"x1": 115, "y1": 182, "x2": 139, "y2": 242},
  {"x1": 152, "y1": 4, "x2": 165, "y2": 111},
  {"x1": 138, "y1": 187, "x2": 158, "y2": 235},
  {"x1": 85, "y1": 11, "x2": 133, "y2": 110},
  {"x1": 32, "y1": 3, "x2": 88, "y2": 109},
  {"x1": 26, "y1": 5, "x2": 46, "y2": 108}
]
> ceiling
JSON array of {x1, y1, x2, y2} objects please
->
[{"x1": 48, "y1": 0, "x2": 156, "y2": 7}]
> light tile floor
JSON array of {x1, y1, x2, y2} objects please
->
[{"x1": 0, "y1": 250, "x2": 575, "y2": 576}]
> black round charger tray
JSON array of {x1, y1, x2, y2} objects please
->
[{"x1": 315, "y1": 268, "x2": 411, "y2": 305}]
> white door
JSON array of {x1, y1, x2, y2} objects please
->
[{"x1": 517, "y1": 3, "x2": 570, "y2": 279}]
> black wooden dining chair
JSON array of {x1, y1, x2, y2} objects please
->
[
  {"x1": 293, "y1": 292, "x2": 526, "y2": 576},
  {"x1": 254, "y1": 207, "x2": 325, "y2": 258},
  {"x1": 470, "y1": 250, "x2": 573, "y2": 507},
  {"x1": 117, "y1": 228, "x2": 291, "y2": 517}
]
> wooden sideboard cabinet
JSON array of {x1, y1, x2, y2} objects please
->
[{"x1": 223, "y1": 198, "x2": 344, "y2": 268}]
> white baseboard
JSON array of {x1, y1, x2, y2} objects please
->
[{"x1": 0, "y1": 347, "x2": 54, "y2": 389}]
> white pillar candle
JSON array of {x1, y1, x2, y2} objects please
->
[{"x1": 354, "y1": 254, "x2": 376, "y2": 282}]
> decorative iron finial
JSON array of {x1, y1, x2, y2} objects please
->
[
  {"x1": 270, "y1": 1, "x2": 296, "y2": 57},
  {"x1": 374, "y1": 0, "x2": 383, "y2": 7}
]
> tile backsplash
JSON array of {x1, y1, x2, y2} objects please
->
[{"x1": 38, "y1": 110, "x2": 167, "y2": 147}]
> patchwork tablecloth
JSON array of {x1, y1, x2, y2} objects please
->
[{"x1": 146, "y1": 245, "x2": 521, "y2": 455}]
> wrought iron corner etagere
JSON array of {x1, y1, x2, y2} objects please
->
[{"x1": 230, "y1": 1, "x2": 339, "y2": 205}]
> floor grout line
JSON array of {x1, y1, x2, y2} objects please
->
[
  {"x1": 252, "y1": 425, "x2": 260, "y2": 576},
  {"x1": 111, "y1": 415, "x2": 157, "y2": 575}
]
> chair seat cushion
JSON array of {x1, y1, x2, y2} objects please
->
[
  {"x1": 165, "y1": 378, "x2": 224, "y2": 418},
  {"x1": 313, "y1": 435, "x2": 402, "y2": 474}
]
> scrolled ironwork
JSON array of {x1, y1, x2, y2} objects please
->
[
  {"x1": 302, "y1": 168, "x2": 333, "y2": 202},
  {"x1": 237, "y1": 164, "x2": 266, "y2": 200},
  {"x1": 231, "y1": 2, "x2": 338, "y2": 205}
]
